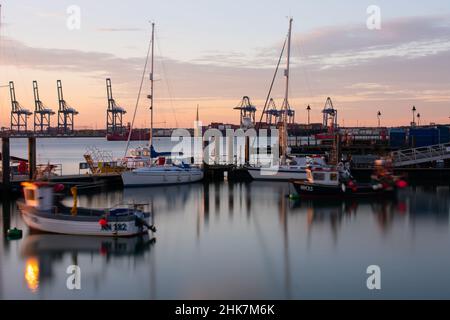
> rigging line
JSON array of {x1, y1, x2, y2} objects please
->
[
  {"x1": 256, "y1": 37, "x2": 287, "y2": 130},
  {"x1": 155, "y1": 33, "x2": 178, "y2": 128},
  {"x1": 251, "y1": 36, "x2": 287, "y2": 154},
  {"x1": 251, "y1": 37, "x2": 287, "y2": 154},
  {"x1": 295, "y1": 38, "x2": 313, "y2": 104},
  {"x1": 124, "y1": 25, "x2": 153, "y2": 157}
]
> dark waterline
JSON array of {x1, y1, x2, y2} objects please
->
[{"x1": 1, "y1": 181, "x2": 450, "y2": 299}]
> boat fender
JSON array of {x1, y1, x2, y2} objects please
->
[
  {"x1": 341, "y1": 183, "x2": 346, "y2": 193},
  {"x1": 99, "y1": 217, "x2": 108, "y2": 227},
  {"x1": 289, "y1": 193, "x2": 300, "y2": 200},
  {"x1": 396, "y1": 180, "x2": 408, "y2": 189},
  {"x1": 347, "y1": 180, "x2": 357, "y2": 192}
]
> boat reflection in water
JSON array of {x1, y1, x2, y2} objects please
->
[{"x1": 20, "y1": 233, "x2": 155, "y2": 295}]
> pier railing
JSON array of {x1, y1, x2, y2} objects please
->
[{"x1": 391, "y1": 142, "x2": 450, "y2": 167}]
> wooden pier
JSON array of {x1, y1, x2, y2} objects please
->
[{"x1": 1, "y1": 136, "x2": 123, "y2": 194}]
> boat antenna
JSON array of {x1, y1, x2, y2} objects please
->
[
  {"x1": 280, "y1": 17, "x2": 293, "y2": 165},
  {"x1": 124, "y1": 21, "x2": 154, "y2": 157}
]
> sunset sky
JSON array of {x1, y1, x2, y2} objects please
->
[{"x1": 0, "y1": 0, "x2": 449, "y2": 129}]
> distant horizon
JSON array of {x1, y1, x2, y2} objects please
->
[{"x1": 1, "y1": 1, "x2": 449, "y2": 128}]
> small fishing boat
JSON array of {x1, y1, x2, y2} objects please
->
[
  {"x1": 291, "y1": 162, "x2": 407, "y2": 198},
  {"x1": 17, "y1": 182, "x2": 156, "y2": 237}
]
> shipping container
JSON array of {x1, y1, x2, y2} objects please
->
[
  {"x1": 408, "y1": 128, "x2": 440, "y2": 147},
  {"x1": 389, "y1": 128, "x2": 407, "y2": 148},
  {"x1": 436, "y1": 126, "x2": 450, "y2": 144}
]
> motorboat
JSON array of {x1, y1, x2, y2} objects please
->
[
  {"x1": 291, "y1": 162, "x2": 408, "y2": 198},
  {"x1": 17, "y1": 182, "x2": 156, "y2": 237}
]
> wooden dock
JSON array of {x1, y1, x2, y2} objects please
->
[{"x1": 1, "y1": 173, "x2": 122, "y2": 194}]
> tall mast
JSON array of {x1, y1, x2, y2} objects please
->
[
  {"x1": 281, "y1": 17, "x2": 293, "y2": 165},
  {"x1": 149, "y1": 22, "x2": 155, "y2": 148}
]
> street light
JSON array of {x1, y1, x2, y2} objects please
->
[
  {"x1": 412, "y1": 106, "x2": 416, "y2": 126},
  {"x1": 306, "y1": 105, "x2": 311, "y2": 125},
  {"x1": 377, "y1": 111, "x2": 381, "y2": 127},
  {"x1": 417, "y1": 113, "x2": 421, "y2": 126},
  {"x1": 306, "y1": 105, "x2": 312, "y2": 146}
]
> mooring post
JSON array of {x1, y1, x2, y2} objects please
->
[
  {"x1": 245, "y1": 136, "x2": 250, "y2": 165},
  {"x1": 28, "y1": 136, "x2": 37, "y2": 180},
  {"x1": 2, "y1": 137, "x2": 11, "y2": 190}
]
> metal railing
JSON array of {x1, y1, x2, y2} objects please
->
[{"x1": 391, "y1": 142, "x2": 450, "y2": 167}]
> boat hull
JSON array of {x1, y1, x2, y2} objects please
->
[
  {"x1": 292, "y1": 181, "x2": 395, "y2": 198},
  {"x1": 122, "y1": 169, "x2": 204, "y2": 187},
  {"x1": 246, "y1": 166, "x2": 307, "y2": 181},
  {"x1": 18, "y1": 203, "x2": 151, "y2": 237}
]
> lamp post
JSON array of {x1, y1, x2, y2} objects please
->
[
  {"x1": 417, "y1": 113, "x2": 421, "y2": 126},
  {"x1": 412, "y1": 106, "x2": 416, "y2": 126},
  {"x1": 306, "y1": 105, "x2": 311, "y2": 125},
  {"x1": 377, "y1": 111, "x2": 381, "y2": 127}
]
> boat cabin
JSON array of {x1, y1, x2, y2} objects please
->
[
  {"x1": 306, "y1": 167, "x2": 340, "y2": 186},
  {"x1": 22, "y1": 182, "x2": 54, "y2": 211}
]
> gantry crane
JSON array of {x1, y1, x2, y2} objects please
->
[
  {"x1": 263, "y1": 98, "x2": 280, "y2": 125},
  {"x1": 278, "y1": 106, "x2": 295, "y2": 124},
  {"x1": 106, "y1": 78, "x2": 126, "y2": 134},
  {"x1": 9, "y1": 81, "x2": 32, "y2": 134},
  {"x1": 322, "y1": 97, "x2": 338, "y2": 132},
  {"x1": 233, "y1": 96, "x2": 257, "y2": 128},
  {"x1": 33, "y1": 80, "x2": 55, "y2": 134},
  {"x1": 57, "y1": 80, "x2": 78, "y2": 135}
]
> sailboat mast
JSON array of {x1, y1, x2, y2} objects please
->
[
  {"x1": 149, "y1": 22, "x2": 155, "y2": 148},
  {"x1": 284, "y1": 18, "x2": 292, "y2": 114},
  {"x1": 281, "y1": 17, "x2": 293, "y2": 165}
]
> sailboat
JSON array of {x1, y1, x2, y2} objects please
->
[
  {"x1": 121, "y1": 23, "x2": 203, "y2": 187},
  {"x1": 246, "y1": 18, "x2": 326, "y2": 181}
]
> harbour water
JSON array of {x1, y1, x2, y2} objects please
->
[{"x1": 1, "y1": 139, "x2": 450, "y2": 299}]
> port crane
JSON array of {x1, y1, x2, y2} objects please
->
[
  {"x1": 234, "y1": 96, "x2": 257, "y2": 129},
  {"x1": 57, "y1": 80, "x2": 78, "y2": 135},
  {"x1": 106, "y1": 78, "x2": 126, "y2": 134},
  {"x1": 33, "y1": 80, "x2": 55, "y2": 134},
  {"x1": 263, "y1": 98, "x2": 280, "y2": 125},
  {"x1": 9, "y1": 81, "x2": 32, "y2": 134},
  {"x1": 322, "y1": 97, "x2": 338, "y2": 132}
]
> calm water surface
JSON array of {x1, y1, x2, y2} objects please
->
[{"x1": 1, "y1": 138, "x2": 450, "y2": 299}]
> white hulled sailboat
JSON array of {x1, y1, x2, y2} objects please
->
[
  {"x1": 121, "y1": 23, "x2": 203, "y2": 187},
  {"x1": 246, "y1": 18, "x2": 325, "y2": 181}
]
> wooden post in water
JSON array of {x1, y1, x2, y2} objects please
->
[
  {"x1": 2, "y1": 137, "x2": 11, "y2": 190},
  {"x1": 28, "y1": 136, "x2": 37, "y2": 180},
  {"x1": 245, "y1": 136, "x2": 250, "y2": 165}
]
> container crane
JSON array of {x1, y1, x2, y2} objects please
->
[
  {"x1": 233, "y1": 96, "x2": 257, "y2": 129},
  {"x1": 33, "y1": 80, "x2": 55, "y2": 134},
  {"x1": 106, "y1": 78, "x2": 126, "y2": 134},
  {"x1": 9, "y1": 81, "x2": 32, "y2": 134},
  {"x1": 57, "y1": 80, "x2": 78, "y2": 135}
]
